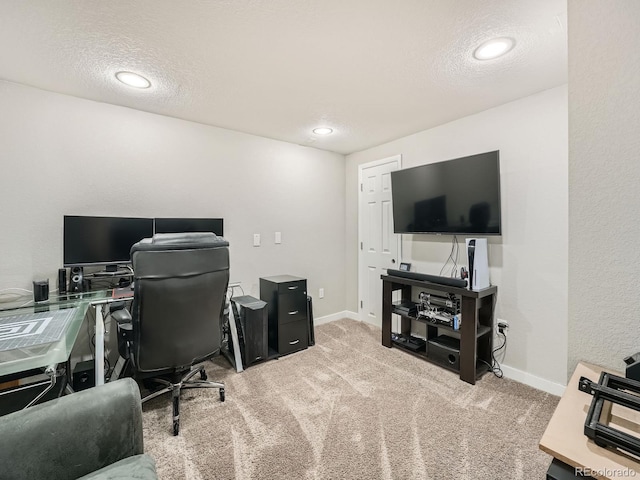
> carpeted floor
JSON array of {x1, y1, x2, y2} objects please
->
[{"x1": 142, "y1": 318, "x2": 559, "y2": 479}]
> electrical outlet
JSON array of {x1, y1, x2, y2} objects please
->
[
  {"x1": 497, "y1": 319, "x2": 509, "y2": 334},
  {"x1": 319, "y1": 288, "x2": 324, "y2": 298},
  {"x1": 275, "y1": 231, "x2": 282, "y2": 244},
  {"x1": 253, "y1": 234, "x2": 260, "y2": 247}
]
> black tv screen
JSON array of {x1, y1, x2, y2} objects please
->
[
  {"x1": 63, "y1": 215, "x2": 154, "y2": 267},
  {"x1": 391, "y1": 151, "x2": 501, "y2": 235},
  {"x1": 154, "y1": 218, "x2": 223, "y2": 237}
]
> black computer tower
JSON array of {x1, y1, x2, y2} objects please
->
[{"x1": 231, "y1": 295, "x2": 268, "y2": 368}]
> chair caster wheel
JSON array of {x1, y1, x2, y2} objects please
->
[
  {"x1": 219, "y1": 388, "x2": 225, "y2": 402},
  {"x1": 173, "y1": 421, "x2": 179, "y2": 436},
  {"x1": 200, "y1": 370, "x2": 207, "y2": 381}
]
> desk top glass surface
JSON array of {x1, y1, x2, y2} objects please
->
[{"x1": 0, "y1": 290, "x2": 110, "y2": 377}]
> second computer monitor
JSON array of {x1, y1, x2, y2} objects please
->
[{"x1": 154, "y1": 218, "x2": 224, "y2": 237}]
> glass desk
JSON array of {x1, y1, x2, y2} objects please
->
[{"x1": 0, "y1": 290, "x2": 115, "y2": 409}]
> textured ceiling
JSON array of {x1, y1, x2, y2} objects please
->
[{"x1": 0, "y1": 1, "x2": 567, "y2": 155}]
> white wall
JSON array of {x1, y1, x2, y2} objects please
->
[
  {"x1": 346, "y1": 86, "x2": 568, "y2": 389},
  {"x1": 568, "y1": 1, "x2": 640, "y2": 374},
  {"x1": 0, "y1": 81, "x2": 346, "y2": 318}
]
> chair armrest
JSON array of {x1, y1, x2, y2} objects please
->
[
  {"x1": 112, "y1": 308, "x2": 132, "y2": 326},
  {"x1": 109, "y1": 301, "x2": 126, "y2": 313},
  {"x1": 0, "y1": 378, "x2": 143, "y2": 480}
]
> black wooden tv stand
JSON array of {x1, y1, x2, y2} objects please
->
[{"x1": 381, "y1": 274, "x2": 498, "y2": 385}]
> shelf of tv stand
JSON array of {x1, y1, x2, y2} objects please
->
[
  {"x1": 391, "y1": 340, "x2": 491, "y2": 377},
  {"x1": 381, "y1": 273, "x2": 497, "y2": 385},
  {"x1": 392, "y1": 311, "x2": 492, "y2": 339}
]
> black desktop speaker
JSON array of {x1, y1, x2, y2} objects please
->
[
  {"x1": 58, "y1": 268, "x2": 67, "y2": 295},
  {"x1": 231, "y1": 296, "x2": 268, "y2": 368},
  {"x1": 427, "y1": 335, "x2": 460, "y2": 372},
  {"x1": 69, "y1": 266, "x2": 84, "y2": 293}
]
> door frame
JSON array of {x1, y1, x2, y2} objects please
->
[{"x1": 357, "y1": 154, "x2": 402, "y2": 322}]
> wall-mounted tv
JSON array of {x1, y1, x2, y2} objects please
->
[
  {"x1": 390, "y1": 151, "x2": 501, "y2": 235},
  {"x1": 154, "y1": 218, "x2": 223, "y2": 237},
  {"x1": 63, "y1": 215, "x2": 154, "y2": 267}
]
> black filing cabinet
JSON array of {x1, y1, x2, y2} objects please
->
[{"x1": 260, "y1": 275, "x2": 309, "y2": 356}]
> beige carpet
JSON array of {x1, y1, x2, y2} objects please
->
[{"x1": 142, "y1": 318, "x2": 558, "y2": 479}]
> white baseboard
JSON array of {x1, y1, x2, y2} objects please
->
[
  {"x1": 314, "y1": 310, "x2": 359, "y2": 325},
  {"x1": 500, "y1": 364, "x2": 566, "y2": 396}
]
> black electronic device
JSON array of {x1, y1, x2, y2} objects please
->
[
  {"x1": 32, "y1": 280, "x2": 49, "y2": 303},
  {"x1": 427, "y1": 335, "x2": 460, "y2": 371},
  {"x1": 418, "y1": 291, "x2": 460, "y2": 311},
  {"x1": 387, "y1": 269, "x2": 467, "y2": 288},
  {"x1": 417, "y1": 290, "x2": 461, "y2": 329},
  {"x1": 417, "y1": 289, "x2": 461, "y2": 329},
  {"x1": 390, "y1": 150, "x2": 501, "y2": 235},
  {"x1": 63, "y1": 215, "x2": 154, "y2": 268},
  {"x1": 72, "y1": 360, "x2": 95, "y2": 391},
  {"x1": 391, "y1": 333, "x2": 426, "y2": 352},
  {"x1": 624, "y1": 352, "x2": 640, "y2": 382},
  {"x1": 231, "y1": 295, "x2": 268, "y2": 368},
  {"x1": 154, "y1": 217, "x2": 223, "y2": 237},
  {"x1": 391, "y1": 333, "x2": 427, "y2": 352},
  {"x1": 69, "y1": 266, "x2": 84, "y2": 293},
  {"x1": 392, "y1": 301, "x2": 418, "y2": 317},
  {"x1": 58, "y1": 268, "x2": 67, "y2": 294}
]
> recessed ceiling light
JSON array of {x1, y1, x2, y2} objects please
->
[
  {"x1": 313, "y1": 127, "x2": 333, "y2": 135},
  {"x1": 115, "y1": 71, "x2": 151, "y2": 89},
  {"x1": 473, "y1": 37, "x2": 515, "y2": 60}
]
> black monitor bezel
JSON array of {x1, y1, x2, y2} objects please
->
[
  {"x1": 154, "y1": 217, "x2": 224, "y2": 237},
  {"x1": 63, "y1": 215, "x2": 154, "y2": 268}
]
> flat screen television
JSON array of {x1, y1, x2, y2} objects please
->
[
  {"x1": 63, "y1": 215, "x2": 154, "y2": 267},
  {"x1": 390, "y1": 151, "x2": 501, "y2": 235},
  {"x1": 154, "y1": 218, "x2": 223, "y2": 237}
]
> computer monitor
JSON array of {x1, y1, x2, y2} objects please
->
[
  {"x1": 154, "y1": 218, "x2": 224, "y2": 237},
  {"x1": 63, "y1": 215, "x2": 154, "y2": 267}
]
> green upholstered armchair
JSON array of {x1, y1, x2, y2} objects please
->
[{"x1": 0, "y1": 378, "x2": 157, "y2": 480}]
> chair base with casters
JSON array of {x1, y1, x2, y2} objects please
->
[
  {"x1": 112, "y1": 305, "x2": 227, "y2": 436},
  {"x1": 142, "y1": 364, "x2": 225, "y2": 435}
]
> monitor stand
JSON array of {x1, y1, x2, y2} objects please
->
[{"x1": 90, "y1": 266, "x2": 132, "y2": 278}]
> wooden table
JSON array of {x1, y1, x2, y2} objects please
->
[{"x1": 540, "y1": 362, "x2": 640, "y2": 479}]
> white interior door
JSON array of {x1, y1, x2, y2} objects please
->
[{"x1": 358, "y1": 155, "x2": 401, "y2": 326}]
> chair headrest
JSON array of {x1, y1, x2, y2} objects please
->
[{"x1": 132, "y1": 232, "x2": 229, "y2": 253}]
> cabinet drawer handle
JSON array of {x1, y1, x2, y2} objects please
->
[
  {"x1": 288, "y1": 286, "x2": 298, "y2": 290},
  {"x1": 288, "y1": 310, "x2": 299, "y2": 315},
  {"x1": 289, "y1": 339, "x2": 300, "y2": 345}
]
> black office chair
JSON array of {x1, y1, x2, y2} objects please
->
[{"x1": 113, "y1": 232, "x2": 229, "y2": 435}]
